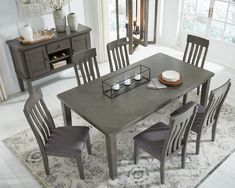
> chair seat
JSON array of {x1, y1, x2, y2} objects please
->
[
  {"x1": 191, "y1": 104, "x2": 206, "y2": 133},
  {"x1": 134, "y1": 122, "x2": 170, "y2": 158},
  {"x1": 46, "y1": 126, "x2": 89, "y2": 157}
]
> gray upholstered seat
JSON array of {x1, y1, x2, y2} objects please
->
[{"x1": 46, "y1": 126, "x2": 89, "y2": 156}]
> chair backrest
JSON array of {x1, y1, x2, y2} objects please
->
[
  {"x1": 201, "y1": 79, "x2": 231, "y2": 129},
  {"x1": 72, "y1": 48, "x2": 100, "y2": 86},
  {"x1": 23, "y1": 88, "x2": 55, "y2": 149},
  {"x1": 183, "y1": 34, "x2": 209, "y2": 68},
  {"x1": 107, "y1": 37, "x2": 130, "y2": 72},
  {"x1": 163, "y1": 102, "x2": 198, "y2": 157}
]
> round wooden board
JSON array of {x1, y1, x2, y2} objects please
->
[{"x1": 159, "y1": 75, "x2": 183, "y2": 87}]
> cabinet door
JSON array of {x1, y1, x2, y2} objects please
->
[
  {"x1": 71, "y1": 33, "x2": 91, "y2": 54},
  {"x1": 24, "y1": 46, "x2": 50, "y2": 78}
]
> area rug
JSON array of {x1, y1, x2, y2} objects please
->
[{"x1": 3, "y1": 93, "x2": 235, "y2": 188}]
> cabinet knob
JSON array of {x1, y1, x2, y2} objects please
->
[{"x1": 56, "y1": 45, "x2": 61, "y2": 49}]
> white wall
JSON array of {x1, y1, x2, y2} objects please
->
[{"x1": 0, "y1": 0, "x2": 85, "y2": 95}]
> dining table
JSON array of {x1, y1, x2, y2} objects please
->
[{"x1": 57, "y1": 53, "x2": 214, "y2": 179}]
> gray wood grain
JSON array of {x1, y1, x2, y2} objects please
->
[{"x1": 57, "y1": 52, "x2": 214, "y2": 179}]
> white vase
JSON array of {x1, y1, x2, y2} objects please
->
[
  {"x1": 21, "y1": 25, "x2": 33, "y2": 41},
  {"x1": 53, "y1": 9, "x2": 66, "y2": 33},
  {"x1": 67, "y1": 13, "x2": 78, "y2": 32}
]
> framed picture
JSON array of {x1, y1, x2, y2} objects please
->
[{"x1": 16, "y1": 0, "x2": 52, "y2": 17}]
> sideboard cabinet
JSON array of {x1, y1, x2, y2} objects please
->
[{"x1": 6, "y1": 24, "x2": 91, "y2": 94}]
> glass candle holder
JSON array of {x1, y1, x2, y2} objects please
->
[
  {"x1": 134, "y1": 73, "x2": 142, "y2": 81},
  {"x1": 124, "y1": 75, "x2": 131, "y2": 86},
  {"x1": 112, "y1": 82, "x2": 120, "y2": 91}
]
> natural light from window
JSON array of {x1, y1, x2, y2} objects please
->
[{"x1": 182, "y1": 0, "x2": 235, "y2": 44}]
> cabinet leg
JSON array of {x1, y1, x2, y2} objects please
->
[
  {"x1": 26, "y1": 80, "x2": 33, "y2": 95},
  {"x1": 17, "y1": 76, "x2": 25, "y2": 92}
]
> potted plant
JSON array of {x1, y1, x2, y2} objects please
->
[{"x1": 48, "y1": 0, "x2": 69, "y2": 32}]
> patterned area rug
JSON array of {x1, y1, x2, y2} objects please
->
[{"x1": 3, "y1": 93, "x2": 235, "y2": 188}]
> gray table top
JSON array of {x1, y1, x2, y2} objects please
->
[{"x1": 57, "y1": 53, "x2": 214, "y2": 135}]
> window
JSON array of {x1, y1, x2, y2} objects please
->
[
  {"x1": 182, "y1": 0, "x2": 235, "y2": 44},
  {"x1": 109, "y1": 0, "x2": 127, "y2": 40}
]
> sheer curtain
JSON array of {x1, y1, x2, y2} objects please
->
[
  {"x1": 0, "y1": 74, "x2": 7, "y2": 102},
  {"x1": 0, "y1": 39, "x2": 7, "y2": 102},
  {"x1": 96, "y1": 0, "x2": 109, "y2": 63},
  {"x1": 84, "y1": 0, "x2": 110, "y2": 63}
]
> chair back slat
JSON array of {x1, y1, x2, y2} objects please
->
[
  {"x1": 115, "y1": 47, "x2": 122, "y2": 69},
  {"x1": 24, "y1": 89, "x2": 56, "y2": 147},
  {"x1": 83, "y1": 59, "x2": 91, "y2": 82},
  {"x1": 203, "y1": 79, "x2": 231, "y2": 128},
  {"x1": 87, "y1": 59, "x2": 94, "y2": 80},
  {"x1": 183, "y1": 34, "x2": 209, "y2": 68},
  {"x1": 119, "y1": 46, "x2": 126, "y2": 68},
  {"x1": 79, "y1": 61, "x2": 87, "y2": 84},
  {"x1": 31, "y1": 107, "x2": 49, "y2": 142},
  {"x1": 195, "y1": 46, "x2": 203, "y2": 67},
  {"x1": 112, "y1": 49, "x2": 119, "y2": 70},
  {"x1": 192, "y1": 44, "x2": 199, "y2": 66},
  {"x1": 163, "y1": 102, "x2": 198, "y2": 156},
  {"x1": 93, "y1": 57, "x2": 100, "y2": 78},
  {"x1": 107, "y1": 38, "x2": 130, "y2": 72},
  {"x1": 72, "y1": 48, "x2": 100, "y2": 86},
  {"x1": 33, "y1": 104, "x2": 50, "y2": 139},
  {"x1": 36, "y1": 101, "x2": 54, "y2": 133}
]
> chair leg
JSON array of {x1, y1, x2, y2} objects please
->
[
  {"x1": 197, "y1": 86, "x2": 200, "y2": 95},
  {"x1": 196, "y1": 133, "x2": 202, "y2": 155},
  {"x1": 134, "y1": 142, "x2": 140, "y2": 165},
  {"x1": 183, "y1": 94, "x2": 187, "y2": 105},
  {"x1": 181, "y1": 145, "x2": 186, "y2": 169},
  {"x1": 76, "y1": 154, "x2": 85, "y2": 180},
  {"x1": 160, "y1": 160, "x2": 166, "y2": 184},
  {"x1": 211, "y1": 123, "x2": 217, "y2": 142},
  {"x1": 42, "y1": 154, "x2": 50, "y2": 175},
  {"x1": 86, "y1": 134, "x2": 92, "y2": 155}
]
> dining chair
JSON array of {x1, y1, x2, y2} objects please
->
[
  {"x1": 134, "y1": 101, "x2": 198, "y2": 184},
  {"x1": 23, "y1": 88, "x2": 92, "y2": 179},
  {"x1": 191, "y1": 79, "x2": 231, "y2": 155},
  {"x1": 183, "y1": 34, "x2": 210, "y2": 104},
  {"x1": 107, "y1": 37, "x2": 130, "y2": 73},
  {"x1": 72, "y1": 48, "x2": 100, "y2": 86}
]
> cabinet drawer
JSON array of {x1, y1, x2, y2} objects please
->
[{"x1": 47, "y1": 39, "x2": 70, "y2": 54}]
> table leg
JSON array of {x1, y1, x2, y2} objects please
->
[
  {"x1": 106, "y1": 134, "x2": 117, "y2": 180},
  {"x1": 61, "y1": 102, "x2": 72, "y2": 126},
  {"x1": 17, "y1": 76, "x2": 25, "y2": 92},
  {"x1": 26, "y1": 80, "x2": 33, "y2": 95},
  {"x1": 200, "y1": 78, "x2": 211, "y2": 106}
]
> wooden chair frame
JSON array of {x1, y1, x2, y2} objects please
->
[
  {"x1": 107, "y1": 37, "x2": 130, "y2": 73},
  {"x1": 72, "y1": 48, "x2": 100, "y2": 86},
  {"x1": 23, "y1": 88, "x2": 92, "y2": 179},
  {"x1": 192, "y1": 79, "x2": 231, "y2": 154},
  {"x1": 183, "y1": 34, "x2": 210, "y2": 104},
  {"x1": 134, "y1": 102, "x2": 198, "y2": 184}
]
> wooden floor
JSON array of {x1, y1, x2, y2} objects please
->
[{"x1": 0, "y1": 44, "x2": 234, "y2": 187}]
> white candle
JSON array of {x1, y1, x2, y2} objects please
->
[
  {"x1": 124, "y1": 78, "x2": 131, "y2": 86},
  {"x1": 112, "y1": 83, "x2": 120, "y2": 91},
  {"x1": 134, "y1": 73, "x2": 141, "y2": 81}
]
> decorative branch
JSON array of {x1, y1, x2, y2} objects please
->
[{"x1": 48, "y1": 0, "x2": 70, "y2": 11}]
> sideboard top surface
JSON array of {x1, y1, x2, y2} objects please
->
[{"x1": 6, "y1": 23, "x2": 91, "y2": 50}]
